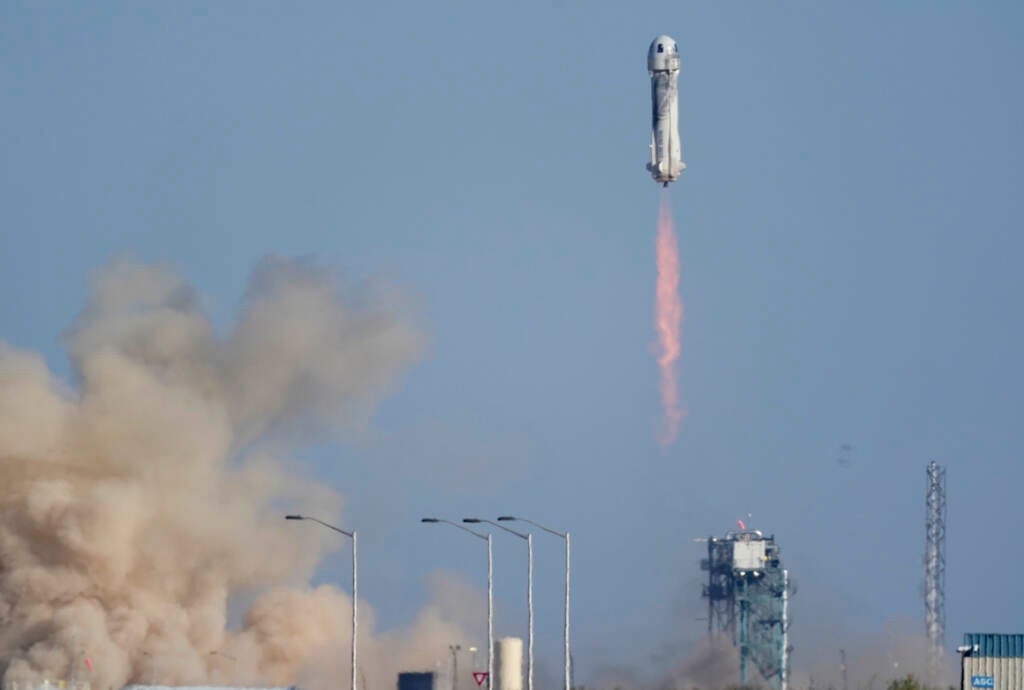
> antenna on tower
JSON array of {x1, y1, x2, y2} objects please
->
[{"x1": 925, "y1": 461, "x2": 947, "y2": 677}]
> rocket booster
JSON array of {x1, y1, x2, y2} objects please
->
[{"x1": 646, "y1": 35, "x2": 685, "y2": 186}]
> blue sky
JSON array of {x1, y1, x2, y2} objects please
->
[{"x1": 3, "y1": 1, "x2": 1024, "y2": 684}]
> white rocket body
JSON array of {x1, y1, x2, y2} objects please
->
[{"x1": 647, "y1": 35, "x2": 685, "y2": 186}]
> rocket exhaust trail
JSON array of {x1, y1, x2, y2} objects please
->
[{"x1": 655, "y1": 191, "x2": 685, "y2": 446}]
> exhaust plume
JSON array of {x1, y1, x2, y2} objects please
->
[
  {"x1": 654, "y1": 192, "x2": 685, "y2": 446},
  {"x1": 0, "y1": 257, "x2": 472, "y2": 690}
]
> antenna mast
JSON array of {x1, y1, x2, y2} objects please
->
[{"x1": 925, "y1": 461, "x2": 947, "y2": 675}]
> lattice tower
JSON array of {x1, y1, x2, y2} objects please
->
[{"x1": 925, "y1": 461, "x2": 947, "y2": 669}]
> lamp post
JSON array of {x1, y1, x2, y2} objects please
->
[
  {"x1": 465, "y1": 518, "x2": 533, "y2": 690},
  {"x1": 422, "y1": 518, "x2": 493, "y2": 690},
  {"x1": 286, "y1": 515, "x2": 357, "y2": 690},
  {"x1": 449, "y1": 645, "x2": 461, "y2": 690},
  {"x1": 499, "y1": 516, "x2": 570, "y2": 690}
]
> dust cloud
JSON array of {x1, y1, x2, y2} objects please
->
[{"x1": 0, "y1": 257, "x2": 470, "y2": 690}]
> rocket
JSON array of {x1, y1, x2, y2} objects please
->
[{"x1": 646, "y1": 35, "x2": 686, "y2": 186}]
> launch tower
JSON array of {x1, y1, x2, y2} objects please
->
[{"x1": 699, "y1": 530, "x2": 792, "y2": 690}]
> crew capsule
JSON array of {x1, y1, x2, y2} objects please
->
[{"x1": 648, "y1": 34, "x2": 680, "y2": 73}]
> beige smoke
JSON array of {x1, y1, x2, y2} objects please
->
[{"x1": 0, "y1": 257, "x2": 467, "y2": 690}]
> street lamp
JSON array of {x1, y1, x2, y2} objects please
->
[
  {"x1": 499, "y1": 516, "x2": 570, "y2": 690},
  {"x1": 449, "y1": 644, "x2": 462, "y2": 690},
  {"x1": 422, "y1": 518, "x2": 493, "y2": 690},
  {"x1": 465, "y1": 518, "x2": 533, "y2": 690},
  {"x1": 286, "y1": 514, "x2": 357, "y2": 690}
]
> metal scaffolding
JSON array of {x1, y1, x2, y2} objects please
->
[
  {"x1": 700, "y1": 530, "x2": 793, "y2": 690},
  {"x1": 925, "y1": 461, "x2": 947, "y2": 674}
]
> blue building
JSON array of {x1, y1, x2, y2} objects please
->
[
  {"x1": 958, "y1": 634, "x2": 1024, "y2": 690},
  {"x1": 397, "y1": 673, "x2": 436, "y2": 690}
]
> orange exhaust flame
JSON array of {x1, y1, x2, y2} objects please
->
[{"x1": 655, "y1": 192, "x2": 685, "y2": 446}]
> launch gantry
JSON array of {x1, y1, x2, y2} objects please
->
[{"x1": 698, "y1": 529, "x2": 793, "y2": 690}]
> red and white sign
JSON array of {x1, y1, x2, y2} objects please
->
[{"x1": 472, "y1": 672, "x2": 488, "y2": 687}]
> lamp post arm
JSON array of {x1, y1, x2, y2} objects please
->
[
  {"x1": 439, "y1": 519, "x2": 489, "y2": 541},
  {"x1": 286, "y1": 514, "x2": 354, "y2": 538},
  {"x1": 467, "y1": 518, "x2": 529, "y2": 541},
  {"x1": 490, "y1": 521, "x2": 529, "y2": 540},
  {"x1": 305, "y1": 516, "x2": 354, "y2": 538},
  {"x1": 499, "y1": 516, "x2": 566, "y2": 539}
]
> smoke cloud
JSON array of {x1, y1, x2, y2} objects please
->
[
  {"x1": 660, "y1": 635, "x2": 760, "y2": 690},
  {"x1": 787, "y1": 619, "x2": 956, "y2": 690},
  {"x1": 590, "y1": 635, "x2": 758, "y2": 690},
  {"x1": 0, "y1": 257, "x2": 469, "y2": 690},
  {"x1": 592, "y1": 628, "x2": 951, "y2": 690}
]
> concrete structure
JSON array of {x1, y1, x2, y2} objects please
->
[
  {"x1": 698, "y1": 529, "x2": 792, "y2": 690},
  {"x1": 959, "y1": 635, "x2": 1024, "y2": 690},
  {"x1": 494, "y1": 638, "x2": 523, "y2": 690}
]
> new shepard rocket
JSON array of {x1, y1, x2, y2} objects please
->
[{"x1": 647, "y1": 35, "x2": 685, "y2": 186}]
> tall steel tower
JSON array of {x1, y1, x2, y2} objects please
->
[
  {"x1": 925, "y1": 461, "x2": 947, "y2": 670},
  {"x1": 699, "y1": 530, "x2": 792, "y2": 690}
]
